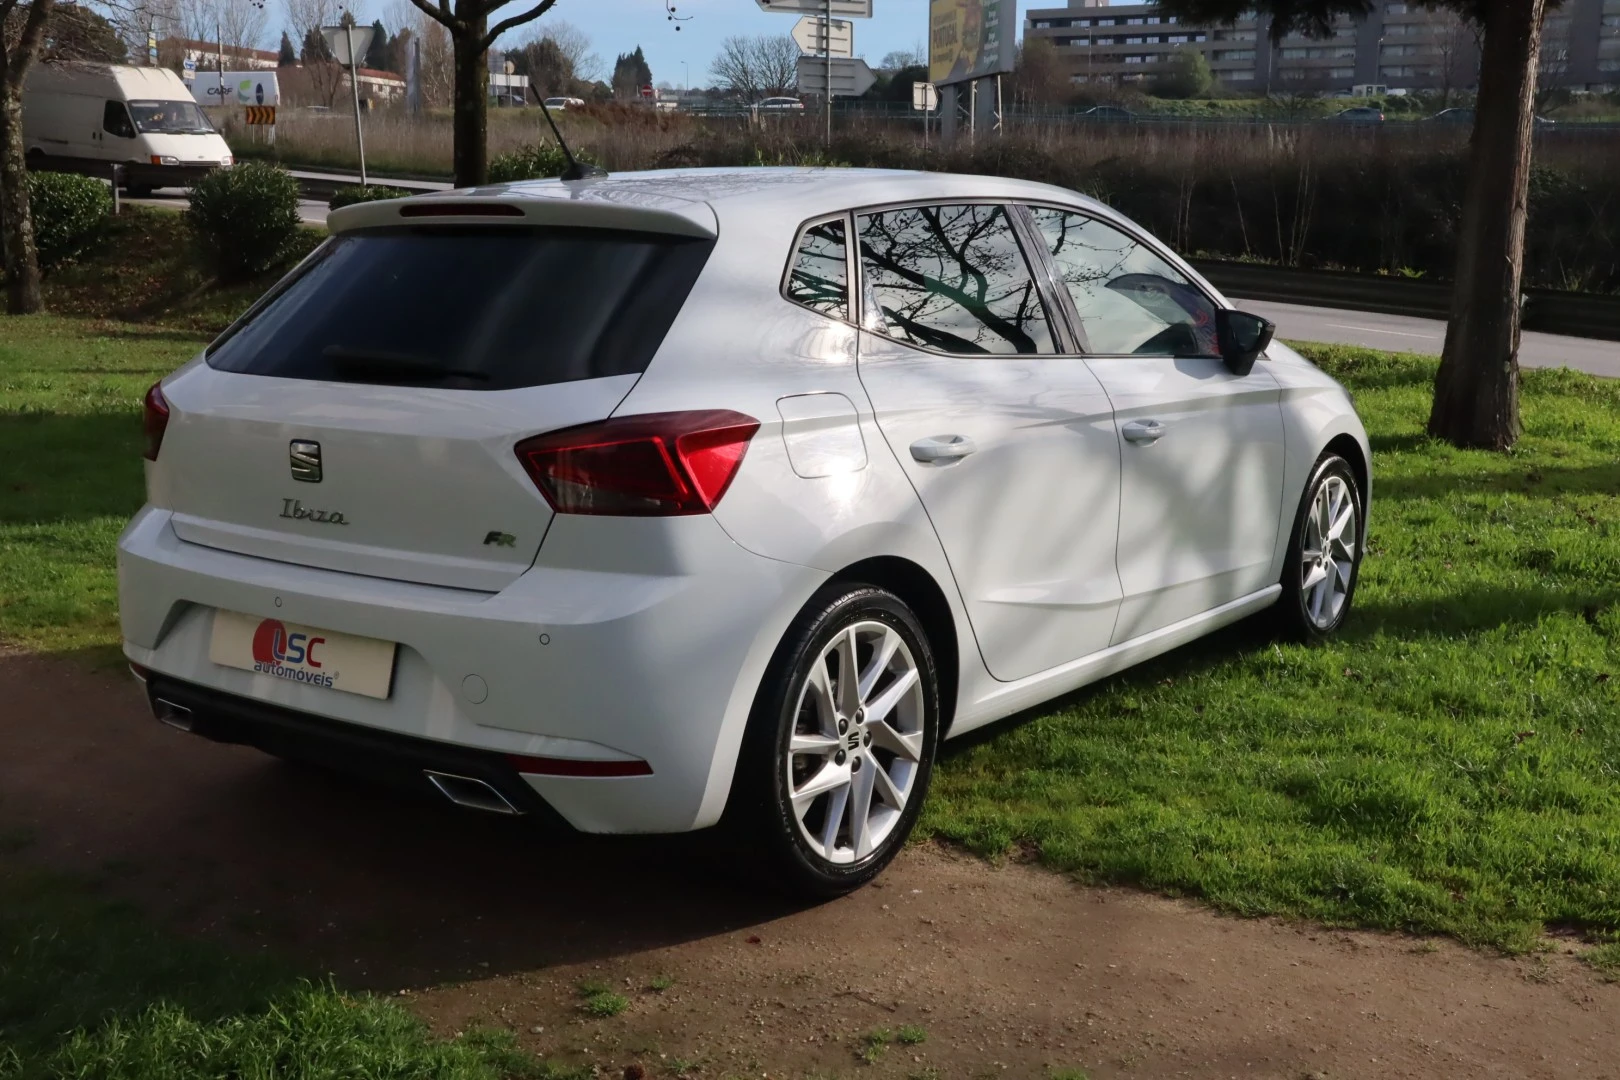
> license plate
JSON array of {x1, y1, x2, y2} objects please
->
[{"x1": 208, "y1": 610, "x2": 396, "y2": 699}]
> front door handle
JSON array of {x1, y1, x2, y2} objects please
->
[
  {"x1": 1122, "y1": 419, "x2": 1167, "y2": 444},
  {"x1": 910, "y1": 434, "x2": 977, "y2": 463}
]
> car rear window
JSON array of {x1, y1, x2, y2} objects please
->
[{"x1": 206, "y1": 226, "x2": 714, "y2": 390}]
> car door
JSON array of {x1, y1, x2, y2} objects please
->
[
  {"x1": 854, "y1": 201, "x2": 1124, "y2": 683},
  {"x1": 99, "y1": 99, "x2": 137, "y2": 163},
  {"x1": 1023, "y1": 206, "x2": 1286, "y2": 645}
]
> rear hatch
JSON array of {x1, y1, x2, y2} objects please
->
[{"x1": 155, "y1": 209, "x2": 716, "y2": 592}]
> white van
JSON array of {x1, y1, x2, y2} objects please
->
[{"x1": 23, "y1": 63, "x2": 233, "y2": 194}]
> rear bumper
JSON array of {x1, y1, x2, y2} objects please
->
[
  {"x1": 118, "y1": 507, "x2": 829, "y2": 834},
  {"x1": 143, "y1": 671, "x2": 570, "y2": 826}
]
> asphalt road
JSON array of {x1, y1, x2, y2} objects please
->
[
  {"x1": 116, "y1": 188, "x2": 1618, "y2": 378},
  {"x1": 1234, "y1": 297, "x2": 1620, "y2": 378}
]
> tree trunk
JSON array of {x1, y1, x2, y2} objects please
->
[
  {"x1": 451, "y1": 19, "x2": 489, "y2": 188},
  {"x1": 1427, "y1": 0, "x2": 1547, "y2": 450},
  {"x1": 1, "y1": 67, "x2": 45, "y2": 315}
]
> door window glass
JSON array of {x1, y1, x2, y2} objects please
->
[
  {"x1": 102, "y1": 101, "x2": 136, "y2": 139},
  {"x1": 857, "y1": 203, "x2": 1054, "y2": 355},
  {"x1": 783, "y1": 218, "x2": 849, "y2": 320},
  {"x1": 1029, "y1": 207, "x2": 1218, "y2": 357}
]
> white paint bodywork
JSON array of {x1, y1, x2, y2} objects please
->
[
  {"x1": 23, "y1": 64, "x2": 232, "y2": 172},
  {"x1": 118, "y1": 167, "x2": 1370, "y2": 835}
]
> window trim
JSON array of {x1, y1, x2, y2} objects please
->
[
  {"x1": 779, "y1": 211, "x2": 857, "y2": 323},
  {"x1": 848, "y1": 198, "x2": 1067, "y2": 360},
  {"x1": 1018, "y1": 201, "x2": 1230, "y2": 361}
]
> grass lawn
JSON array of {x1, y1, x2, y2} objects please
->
[{"x1": 926, "y1": 346, "x2": 1620, "y2": 951}]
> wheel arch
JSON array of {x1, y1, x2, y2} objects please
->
[
  {"x1": 827, "y1": 555, "x2": 960, "y2": 738},
  {"x1": 1322, "y1": 431, "x2": 1370, "y2": 541}
]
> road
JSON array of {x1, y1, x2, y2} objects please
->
[
  {"x1": 1234, "y1": 297, "x2": 1620, "y2": 377},
  {"x1": 118, "y1": 188, "x2": 1618, "y2": 377}
]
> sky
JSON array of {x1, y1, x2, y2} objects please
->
[{"x1": 486, "y1": 0, "x2": 936, "y2": 89}]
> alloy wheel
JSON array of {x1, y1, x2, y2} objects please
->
[
  {"x1": 1299, "y1": 473, "x2": 1358, "y2": 629},
  {"x1": 785, "y1": 620, "x2": 925, "y2": 865}
]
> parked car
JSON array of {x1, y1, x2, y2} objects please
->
[
  {"x1": 22, "y1": 63, "x2": 232, "y2": 195},
  {"x1": 542, "y1": 96, "x2": 586, "y2": 110},
  {"x1": 757, "y1": 96, "x2": 805, "y2": 111},
  {"x1": 121, "y1": 168, "x2": 1369, "y2": 897},
  {"x1": 1426, "y1": 107, "x2": 1554, "y2": 127},
  {"x1": 1080, "y1": 105, "x2": 1135, "y2": 122},
  {"x1": 1330, "y1": 106, "x2": 1385, "y2": 123}
]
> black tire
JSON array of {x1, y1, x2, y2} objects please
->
[
  {"x1": 727, "y1": 583, "x2": 940, "y2": 899},
  {"x1": 1278, "y1": 451, "x2": 1364, "y2": 641},
  {"x1": 124, "y1": 184, "x2": 155, "y2": 198}
]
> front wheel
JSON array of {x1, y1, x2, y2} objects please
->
[
  {"x1": 1278, "y1": 452, "x2": 1364, "y2": 641},
  {"x1": 729, "y1": 584, "x2": 940, "y2": 899}
]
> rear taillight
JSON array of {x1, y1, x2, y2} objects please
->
[
  {"x1": 515, "y1": 410, "x2": 760, "y2": 516},
  {"x1": 142, "y1": 382, "x2": 169, "y2": 461}
]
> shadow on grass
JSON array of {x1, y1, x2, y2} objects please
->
[
  {"x1": 1376, "y1": 460, "x2": 1620, "y2": 502},
  {"x1": 0, "y1": 412, "x2": 144, "y2": 524}
]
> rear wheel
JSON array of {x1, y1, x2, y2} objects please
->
[
  {"x1": 730, "y1": 584, "x2": 939, "y2": 898},
  {"x1": 1278, "y1": 452, "x2": 1363, "y2": 641}
]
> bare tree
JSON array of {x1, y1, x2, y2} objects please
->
[
  {"x1": 216, "y1": 0, "x2": 268, "y2": 59},
  {"x1": 1, "y1": 0, "x2": 56, "y2": 313},
  {"x1": 513, "y1": 17, "x2": 596, "y2": 80},
  {"x1": 285, "y1": 0, "x2": 343, "y2": 105},
  {"x1": 709, "y1": 33, "x2": 797, "y2": 101}
]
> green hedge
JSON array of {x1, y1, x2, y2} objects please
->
[
  {"x1": 27, "y1": 171, "x2": 112, "y2": 271},
  {"x1": 186, "y1": 162, "x2": 303, "y2": 283},
  {"x1": 488, "y1": 143, "x2": 587, "y2": 183},
  {"x1": 327, "y1": 184, "x2": 416, "y2": 210}
]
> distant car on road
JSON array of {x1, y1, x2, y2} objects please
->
[
  {"x1": 542, "y1": 96, "x2": 585, "y2": 110},
  {"x1": 1079, "y1": 105, "x2": 1135, "y2": 122},
  {"x1": 1331, "y1": 107, "x2": 1385, "y2": 123},
  {"x1": 757, "y1": 96, "x2": 805, "y2": 111}
]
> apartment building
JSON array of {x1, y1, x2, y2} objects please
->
[{"x1": 1025, "y1": 0, "x2": 1620, "y2": 94}]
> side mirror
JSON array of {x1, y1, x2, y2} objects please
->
[{"x1": 1215, "y1": 309, "x2": 1275, "y2": 376}]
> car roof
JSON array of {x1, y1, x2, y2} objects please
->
[{"x1": 328, "y1": 167, "x2": 1121, "y2": 240}]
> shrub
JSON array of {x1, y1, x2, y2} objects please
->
[
  {"x1": 327, "y1": 184, "x2": 415, "y2": 210},
  {"x1": 26, "y1": 171, "x2": 112, "y2": 271},
  {"x1": 487, "y1": 142, "x2": 589, "y2": 182},
  {"x1": 186, "y1": 162, "x2": 302, "y2": 283}
]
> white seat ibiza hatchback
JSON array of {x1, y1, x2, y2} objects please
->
[{"x1": 120, "y1": 168, "x2": 1369, "y2": 896}]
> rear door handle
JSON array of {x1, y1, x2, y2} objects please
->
[
  {"x1": 910, "y1": 434, "x2": 976, "y2": 463},
  {"x1": 1122, "y1": 419, "x2": 1167, "y2": 444}
]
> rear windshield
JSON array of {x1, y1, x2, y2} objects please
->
[{"x1": 207, "y1": 226, "x2": 714, "y2": 390}]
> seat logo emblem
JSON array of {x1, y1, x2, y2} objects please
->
[{"x1": 290, "y1": 440, "x2": 322, "y2": 483}]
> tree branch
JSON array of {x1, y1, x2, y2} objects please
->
[
  {"x1": 406, "y1": 0, "x2": 458, "y2": 32},
  {"x1": 6, "y1": 0, "x2": 55, "y2": 89},
  {"x1": 480, "y1": 0, "x2": 559, "y2": 52}
]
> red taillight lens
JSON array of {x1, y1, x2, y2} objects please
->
[
  {"x1": 142, "y1": 382, "x2": 170, "y2": 461},
  {"x1": 515, "y1": 410, "x2": 760, "y2": 516}
]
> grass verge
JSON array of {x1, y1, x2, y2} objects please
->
[
  {"x1": 0, "y1": 863, "x2": 583, "y2": 1079},
  {"x1": 924, "y1": 343, "x2": 1620, "y2": 951}
]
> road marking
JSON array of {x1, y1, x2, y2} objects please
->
[{"x1": 1324, "y1": 323, "x2": 1439, "y2": 340}]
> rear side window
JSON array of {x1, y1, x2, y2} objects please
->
[
  {"x1": 857, "y1": 204, "x2": 1054, "y2": 355},
  {"x1": 207, "y1": 227, "x2": 714, "y2": 390},
  {"x1": 783, "y1": 218, "x2": 848, "y2": 320}
]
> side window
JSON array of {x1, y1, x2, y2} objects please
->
[
  {"x1": 1029, "y1": 207, "x2": 1218, "y2": 357},
  {"x1": 102, "y1": 101, "x2": 135, "y2": 139},
  {"x1": 857, "y1": 203, "x2": 1054, "y2": 356},
  {"x1": 784, "y1": 218, "x2": 849, "y2": 320}
]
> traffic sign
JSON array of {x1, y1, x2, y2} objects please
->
[
  {"x1": 245, "y1": 105, "x2": 276, "y2": 125},
  {"x1": 911, "y1": 81, "x2": 937, "y2": 111},
  {"x1": 791, "y1": 16, "x2": 854, "y2": 57},
  {"x1": 795, "y1": 56, "x2": 875, "y2": 97},
  {"x1": 758, "y1": 0, "x2": 872, "y2": 17}
]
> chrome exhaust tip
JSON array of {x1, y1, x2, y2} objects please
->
[
  {"x1": 423, "y1": 770, "x2": 522, "y2": 815},
  {"x1": 152, "y1": 698, "x2": 195, "y2": 733}
]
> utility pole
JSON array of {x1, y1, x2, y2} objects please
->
[
  {"x1": 345, "y1": 18, "x2": 367, "y2": 184},
  {"x1": 824, "y1": 0, "x2": 832, "y2": 146}
]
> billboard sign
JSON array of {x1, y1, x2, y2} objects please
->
[
  {"x1": 190, "y1": 71, "x2": 281, "y2": 107},
  {"x1": 928, "y1": 0, "x2": 1015, "y2": 86}
]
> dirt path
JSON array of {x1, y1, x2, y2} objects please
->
[{"x1": 1, "y1": 649, "x2": 1615, "y2": 1079}]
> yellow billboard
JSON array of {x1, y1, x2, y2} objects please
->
[{"x1": 929, "y1": 0, "x2": 1017, "y2": 87}]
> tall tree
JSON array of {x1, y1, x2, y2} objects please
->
[
  {"x1": 1157, "y1": 0, "x2": 1547, "y2": 449},
  {"x1": 404, "y1": 0, "x2": 563, "y2": 186},
  {"x1": 278, "y1": 27, "x2": 297, "y2": 64},
  {"x1": 0, "y1": 0, "x2": 56, "y2": 314},
  {"x1": 708, "y1": 34, "x2": 794, "y2": 101},
  {"x1": 363, "y1": 17, "x2": 390, "y2": 69}
]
